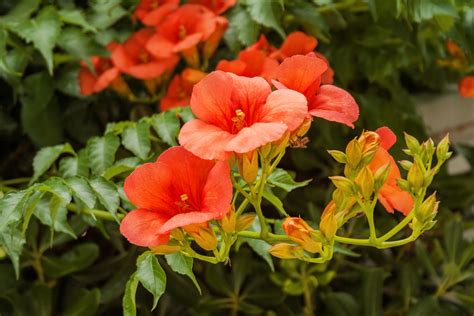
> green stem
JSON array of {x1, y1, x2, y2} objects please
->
[
  {"x1": 68, "y1": 204, "x2": 124, "y2": 221},
  {"x1": 0, "y1": 177, "x2": 31, "y2": 186},
  {"x1": 334, "y1": 235, "x2": 372, "y2": 246},
  {"x1": 237, "y1": 231, "x2": 290, "y2": 243},
  {"x1": 378, "y1": 211, "x2": 416, "y2": 242}
]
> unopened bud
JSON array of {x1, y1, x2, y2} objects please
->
[
  {"x1": 171, "y1": 228, "x2": 185, "y2": 241},
  {"x1": 329, "y1": 176, "x2": 354, "y2": 193},
  {"x1": 150, "y1": 244, "x2": 181, "y2": 255},
  {"x1": 332, "y1": 188, "x2": 348, "y2": 211},
  {"x1": 238, "y1": 152, "x2": 258, "y2": 184},
  {"x1": 271, "y1": 132, "x2": 290, "y2": 158},
  {"x1": 417, "y1": 192, "x2": 439, "y2": 222},
  {"x1": 260, "y1": 143, "x2": 272, "y2": 158},
  {"x1": 407, "y1": 161, "x2": 424, "y2": 193},
  {"x1": 268, "y1": 243, "x2": 303, "y2": 259},
  {"x1": 404, "y1": 133, "x2": 420, "y2": 155},
  {"x1": 398, "y1": 160, "x2": 413, "y2": 171},
  {"x1": 184, "y1": 223, "x2": 217, "y2": 251},
  {"x1": 282, "y1": 217, "x2": 323, "y2": 253},
  {"x1": 320, "y1": 201, "x2": 338, "y2": 241},
  {"x1": 423, "y1": 139, "x2": 435, "y2": 159},
  {"x1": 358, "y1": 131, "x2": 380, "y2": 164},
  {"x1": 396, "y1": 178, "x2": 410, "y2": 192},
  {"x1": 295, "y1": 118, "x2": 312, "y2": 137},
  {"x1": 436, "y1": 134, "x2": 450, "y2": 162},
  {"x1": 355, "y1": 167, "x2": 374, "y2": 200},
  {"x1": 346, "y1": 139, "x2": 362, "y2": 168},
  {"x1": 374, "y1": 162, "x2": 391, "y2": 191},
  {"x1": 221, "y1": 206, "x2": 236, "y2": 233},
  {"x1": 236, "y1": 213, "x2": 256, "y2": 231},
  {"x1": 327, "y1": 150, "x2": 347, "y2": 164}
]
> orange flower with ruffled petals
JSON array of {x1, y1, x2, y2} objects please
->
[
  {"x1": 459, "y1": 76, "x2": 474, "y2": 98},
  {"x1": 217, "y1": 50, "x2": 279, "y2": 82},
  {"x1": 271, "y1": 31, "x2": 318, "y2": 61},
  {"x1": 111, "y1": 28, "x2": 179, "y2": 80},
  {"x1": 133, "y1": 0, "x2": 179, "y2": 26},
  {"x1": 368, "y1": 127, "x2": 414, "y2": 215},
  {"x1": 161, "y1": 68, "x2": 207, "y2": 111},
  {"x1": 273, "y1": 53, "x2": 359, "y2": 128},
  {"x1": 178, "y1": 71, "x2": 308, "y2": 160},
  {"x1": 120, "y1": 146, "x2": 232, "y2": 247},
  {"x1": 188, "y1": 0, "x2": 236, "y2": 14}
]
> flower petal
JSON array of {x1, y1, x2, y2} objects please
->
[
  {"x1": 157, "y1": 211, "x2": 218, "y2": 234},
  {"x1": 309, "y1": 85, "x2": 359, "y2": 128},
  {"x1": 216, "y1": 59, "x2": 246, "y2": 75},
  {"x1": 120, "y1": 209, "x2": 171, "y2": 247},
  {"x1": 376, "y1": 126, "x2": 397, "y2": 150},
  {"x1": 260, "y1": 89, "x2": 308, "y2": 131},
  {"x1": 146, "y1": 34, "x2": 176, "y2": 58},
  {"x1": 142, "y1": 2, "x2": 179, "y2": 26},
  {"x1": 94, "y1": 68, "x2": 120, "y2": 92},
  {"x1": 277, "y1": 31, "x2": 318, "y2": 59},
  {"x1": 78, "y1": 68, "x2": 96, "y2": 95},
  {"x1": 379, "y1": 185, "x2": 414, "y2": 216},
  {"x1": 226, "y1": 122, "x2": 287, "y2": 153},
  {"x1": 190, "y1": 71, "x2": 233, "y2": 129},
  {"x1": 202, "y1": 161, "x2": 232, "y2": 216},
  {"x1": 179, "y1": 119, "x2": 234, "y2": 160}
]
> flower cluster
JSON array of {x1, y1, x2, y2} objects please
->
[{"x1": 78, "y1": 0, "x2": 234, "y2": 102}]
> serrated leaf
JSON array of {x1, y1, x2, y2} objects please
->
[
  {"x1": 244, "y1": 218, "x2": 274, "y2": 271},
  {"x1": 0, "y1": 0, "x2": 40, "y2": 23},
  {"x1": 103, "y1": 157, "x2": 140, "y2": 180},
  {"x1": 136, "y1": 252, "x2": 166, "y2": 310},
  {"x1": 34, "y1": 194, "x2": 75, "y2": 238},
  {"x1": 262, "y1": 186, "x2": 288, "y2": 216},
  {"x1": 66, "y1": 177, "x2": 96, "y2": 209},
  {"x1": 57, "y1": 27, "x2": 105, "y2": 62},
  {"x1": 21, "y1": 190, "x2": 44, "y2": 234},
  {"x1": 226, "y1": 6, "x2": 260, "y2": 47},
  {"x1": 151, "y1": 111, "x2": 180, "y2": 146},
  {"x1": 122, "y1": 121, "x2": 151, "y2": 160},
  {"x1": 0, "y1": 223, "x2": 25, "y2": 278},
  {"x1": 63, "y1": 288, "x2": 101, "y2": 316},
  {"x1": 176, "y1": 106, "x2": 195, "y2": 123},
  {"x1": 42, "y1": 243, "x2": 99, "y2": 278},
  {"x1": 87, "y1": 133, "x2": 120, "y2": 175},
  {"x1": 89, "y1": 177, "x2": 119, "y2": 221},
  {"x1": 246, "y1": 0, "x2": 284, "y2": 38},
  {"x1": 165, "y1": 252, "x2": 201, "y2": 293},
  {"x1": 59, "y1": 9, "x2": 96, "y2": 32},
  {"x1": 13, "y1": 6, "x2": 62, "y2": 74},
  {"x1": 59, "y1": 149, "x2": 89, "y2": 178},
  {"x1": 267, "y1": 168, "x2": 312, "y2": 192},
  {"x1": 0, "y1": 190, "x2": 30, "y2": 231},
  {"x1": 123, "y1": 273, "x2": 139, "y2": 316},
  {"x1": 89, "y1": 0, "x2": 127, "y2": 30},
  {"x1": 288, "y1": 1, "x2": 330, "y2": 43},
  {"x1": 31, "y1": 143, "x2": 75, "y2": 183}
]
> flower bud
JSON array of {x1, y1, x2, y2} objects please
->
[
  {"x1": 236, "y1": 213, "x2": 256, "y2": 231},
  {"x1": 111, "y1": 77, "x2": 133, "y2": 97},
  {"x1": 295, "y1": 118, "x2": 312, "y2": 137},
  {"x1": 398, "y1": 160, "x2": 413, "y2": 171},
  {"x1": 184, "y1": 223, "x2": 217, "y2": 251},
  {"x1": 268, "y1": 243, "x2": 303, "y2": 259},
  {"x1": 327, "y1": 150, "x2": 347, "y2": 164},
  {"x1": 320, "y1": 201, "x2": 338, "y2": 241},
  {"x1": 150, "y1": 244, "x2": 181, "y2": 255},
  {"x1": 271, "y1": 132, "x2": 290, "y2": 158},
  {"x1": 436, "y1": 134, "x2": 450, "y2": 162},
  {"x1": 407, "y1": 161, "x2": 424, "y2": 193},
  {"x1": 404, "y1": 133, "x2": 420, "y2": 155},
  {"x1": 282, "y1": 217, "x2": 323, "y2": 253},
  {"x1": 355, "y1": 167, "x2": 374, "y2": 200},
  {"x1": 329, "y1": 176, "x2": 354, "y2": 193},
  {"x1": 171, "y1": 228, "x2": 185, "y2": 241},
  {"x1": 374, "y1": 162, "x2": 391, "y2": 191},
  {"x1": 345, "y1": 139, "x2": 362, "y2": 168},
  {"x1": 417, "y1": 192, "x2": 439, "y2": 222},
  {"x1": 221, "y1": 206, "x2": 236, "y2": 233},
  {"x1": 358, "y1": 131, "x2": 381, "y2": 164},
  {"x1": 238, "y1": 152, "x2": 258, "y2": 184}
]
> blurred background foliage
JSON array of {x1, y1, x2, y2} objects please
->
[{"x1": 0, "y1": 0, "x2": 473, "y2": 315}]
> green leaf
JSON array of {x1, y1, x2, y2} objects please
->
[
  {"x1": 59, "y1": 9, "x2": 96, "y2": 32},
  {"x1": 87, "y1": 133, "x2": 120, "y2": 175},
  {"x1": 262, "y1": 186, "x2": 288, "y2": 216},
  {"x1": 57, "y1": 27, "x2": 105, "y2": 62},
  {"x1": 0, "y1": 0, "x2": 40, "y2": 23},
  {"x1": 267, "y1": 168, "x2": 312, "y2": 192},
  {"x1": 444, "y1": 219, "x2": 463, "y2": 264},
  {"x1": 20, "y1": 71, "x2": 63, "y2": 146},
  {"x1": 288, "y1": 1, "x2": 330, "y2": 42},
  {"x1": 165, "y1": 252, "x2": 201, "y2": 293},
  {"x1": 33, "y1": 192, "x2": 75, "y2": 238},
  {"x1": 176, "y1": 106, "x2": 195, "y2": 123},
  {"x1": 63, "y1": 288, "x2": 100, "y2": 316},
  {"x1": 59, "y1": 149, "x2": 89, "y2": 178},
  {"x1": 42, "y1": 243, "x2": 99, "y2": 278},
  {"x1": 226, "y1": 6, "x2": 260, "y2": 47},
  {"x1": 151, "y1": 111, "x2": 180, "y2": 146},
  {"x1": 244, "y1": 217, "x2": 274, "y2": 271},
  {"x1": 31, "y1": 143, "x2": 75, "y2": 183},
  {"x1": 246, "y1": 0, "x2": 285, "y2": 38},
  {"x1": 89, "y1": 0, "x2": 127, "y2": 30},
  {"x1": 136, "y1": 252, "x2": 166, "y2": 310},
  {"x1": 122, "y1": 121, "x2": 151, "y2": 160},
  {"x1": 0, "y1": 190, "x2": 30, "y2": 232},
  {"x1": 0, "y1": 224, "x2": 25, "y2": 278},
  {"x1": 407, "y1": 0, "x2": 458, "y2": 22},
  {"x1": 89, "y1": 177, "x2": 119, "y2": 221},
  {"x1": 103, "y1": 157, "x2": 140, "y2": 180},
  {"x1": 23, "y1": 283, "x2": 53, "y2": 316},
  {"x1": 13, "y1": 6, "x2": 62, "y2": 74},
  {"x1": 361, "y1": 267, "x2": 385, "y2": 316},
  {"x1": 66, "y1": 177, "x2": 96, "y2": 209},
  {"x1": 123, "y1": 273, "x2": 139, "y2": 316},
  {"x1": 323, "y1": 292, "x2": 360, "y2": 316}
]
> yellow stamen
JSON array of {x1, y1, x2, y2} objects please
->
[
  {"x1": 180, "y1": 194, "x2": 189, "y2": 201},
  {"x1": 231, "y1": 109, "x2": 246, "y2": 131}
]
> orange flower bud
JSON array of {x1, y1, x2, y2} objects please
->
[
  {"x1": 235, "y1": 213, "x2": 256, "y2": 231},
  {"x1": 358, "y1": 131, "x2": 381, "y2": 164},
  {"x1": 294, "y1": 118, "x2": 312, "y2": 138},
  {"x1": 150, "y1": 244, "x2": 181, "y2": 255},
  {"x1": 184, "y1": 223, "x2": 217, "y2": 251},
  {"x1": 282, "y1": 217, "x2": 322, "y2": 253},
  {"x1": 268, "y1": 243, "x2": 303, "y2": 259},
  {"x1": 171, "y1": 228, "x2": 185, "y2": 241},
  {"x1": 320, "y1": 201, "x2": 338, "y2": 241},
  {"x1": 221, "y1": 206, "x2": 236, "y2": 233},
  {"x1": 111, "y1": 76, "x2": 133, "y2": 97},
  {"x1": 238, "y1": 151, "x2": 259, "y2": 184}
]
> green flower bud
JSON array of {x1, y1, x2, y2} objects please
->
[
  {"x1": 436, "y1": 134, "x2": 451, "y2": 162},
  {"x1": 407, "y1": 161, "x2": 424, "y2": 193},
  {"x1": 329, "y1": 176, "x2": 354, "y2": 193},
  {"x1": 355, "y1": 167, "x2": 374, "y2": 200},
  {"x1": 345, "y1": 139, "x2": 362, "y2": 168},
  {"x1": 404, "y1": 132, "x2": 421, "y2": 155},
  {"x1": 374, "y1": 162, "x2": 391, "y2": 191},
  {"x1": 327, "y1": 150, "x2": 347, "y2": 164},
  {"x1": 417, "y1": 192, "x2": 439, "y2": 222},
  {"x1": 398, "y1": 160, "x2": 413, "y2": 171}
]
